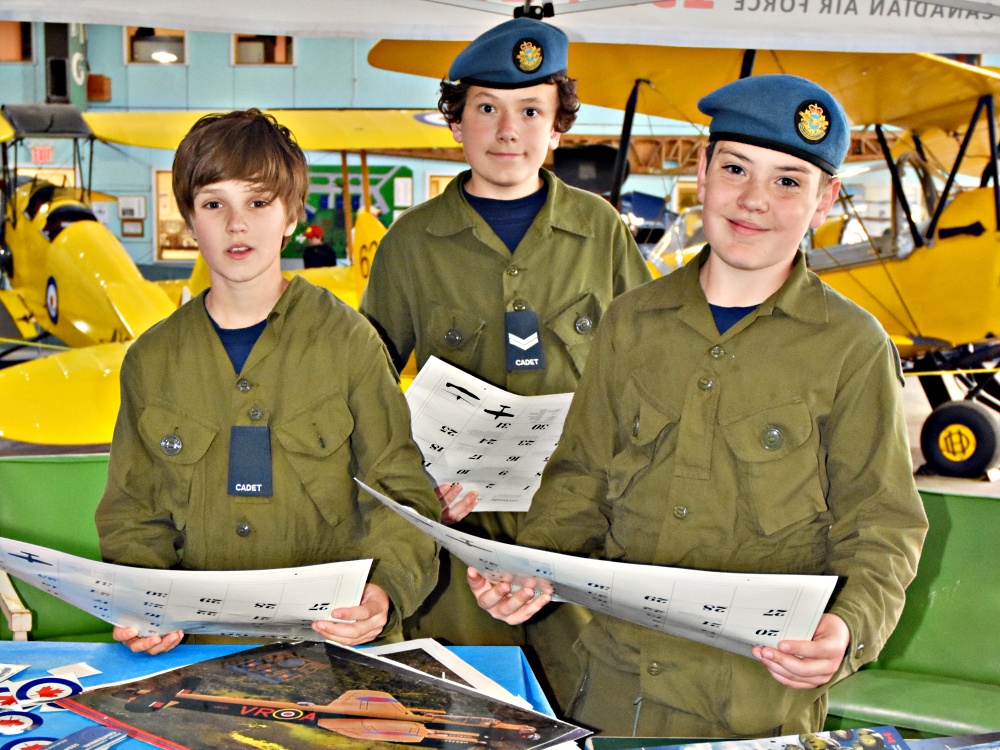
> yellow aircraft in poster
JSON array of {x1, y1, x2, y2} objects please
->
[{"x1": 370, "y1": 40, "x2": 1000, "y2": 478}]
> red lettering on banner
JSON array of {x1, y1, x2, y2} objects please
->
[{"x1": 654, "y1": 0, "x2": 716, "y2": 7}]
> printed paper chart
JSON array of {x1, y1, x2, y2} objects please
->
[
  {"x1": 0, "y1": 536, "x2": 370, "y2": 639},
  {"x1": 406, "y1": 356, "x2": 572, "y2": 512},
  {"x1": 361, "y1": 482, "x2": 838, "y2": 657}
]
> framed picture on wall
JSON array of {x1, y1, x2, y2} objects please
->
[
  {"x1": 119, "y1": 195, "x2": 146, "y2": 219},
  {"x1": 121, "y1": 218, "x2": 144, "y2": 237}
]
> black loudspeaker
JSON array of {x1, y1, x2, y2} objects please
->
[{"x1": 552, "y1": 144, "x2": 628, "y2": 196}]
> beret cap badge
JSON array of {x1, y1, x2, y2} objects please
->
[
  {"x1": 797, "y1": 101, "x2": 830, "y2": 143},
  {"x1": 514, "y1": 38, "x2": 543, "y2": 73}
]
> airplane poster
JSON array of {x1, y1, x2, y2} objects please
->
[{"x1": 61, "y1": 641, "x2": 589, "y2": 750}]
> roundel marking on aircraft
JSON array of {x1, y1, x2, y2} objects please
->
[
  {"x1": 45, "y1": 277, "x2": 58, "y2": 324},
  {"x1": 413, "y1": 112, "x2": 449, "y2": 128},
  {"x1": 14, "y1": 677, "x2": 80, "y2": 704},
  {"x1": 71, "y1": 51, "x2": 87, "y2": 86},
  {"x1": 1, "y1": 737, "x2": 56, "y2": 750},
  {"x1": 0, "y1": 712, "x2": 43, "y2": 736},
  {"x1": 273, "y1": 708, "x2": 305, "y2": 720}
]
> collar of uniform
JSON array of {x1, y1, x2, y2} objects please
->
[
  {"x1": 262, "y1": 275, "x2": 309, "y2": 339},
  {"x1": 425, "y1": 168, "x2": 595, "y2": 240},
  {"x1": 636, "y1": 246, "x2": 829, "y2": 327},
  {"x1": 636, "y1": 245, "x2": 707, "y2": 313},
  {"x1": 192, "y1": 274, "x2": 305, "y2": 337},
  {"x1": 425, "y1": 171, "x2": 476, "y2": 238},
  {"x1": 536, "y1": 169, "x2": 597, "y2": 239},
  {"x1": 766, "y1": 251, "x2": 829, "y2": 325}
]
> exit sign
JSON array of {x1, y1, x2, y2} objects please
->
[{"x1": 31, "y1": 145, "x2": 54, "y2": 164}]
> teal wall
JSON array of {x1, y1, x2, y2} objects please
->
[
  {"x1": 11, "y1": 23, "x2": 978, "y2": 264},
  {"x1": 1, "y1": 25, "x2": 467, "y2": 264},
  {"x1": 80, "y1": 29, "x2": 444, "y2": 111},
  {"x1": 2, "y1": 22, "x2": 665, "y2": 265}
]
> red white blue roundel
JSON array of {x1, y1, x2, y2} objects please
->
[
  {"x1": 45, "y1": 277, "x2": 58, "y2": 324},
  {"x1": 0, "y1": 712, "x2": 42, "y2": 736},
  {"x1": 1, "y1": 737, "x2": 56, "y2": 750},
  {"x1": 14, "y1": 678, "x2": 80, "y2": 704}
]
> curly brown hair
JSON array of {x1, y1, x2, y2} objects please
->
[
  {"x1": 438, "y1": 75, "x2": 580, "y2": 134},
  {"x1": 172, "y1": 108, "x2": 308, "y2": 228}
]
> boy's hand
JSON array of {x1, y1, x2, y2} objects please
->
[
  {"x1": 752, "y1": 613, "x2": 850, "y2": 689},
  {"x1": 435, "y1": 483, "x2": 479, "y2": 525},
  {"x1": 468, "y1": 568, "x2": 549, "y2": 625},
  {"x1": 113, "y1": 626, "x2": 184, "y2": 655},
  {"x1": 311, "y1": 583, "x2": 390, "y2": 645}
]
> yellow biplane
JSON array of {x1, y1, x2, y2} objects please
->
[
  {"x1": 0, "y1": 103, "x2": 458, "y2": 452},
  {"x1": 370, "y1": 40, "x2": 1000, "y2": 478}
]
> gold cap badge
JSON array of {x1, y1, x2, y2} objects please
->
[
  {"x1": 514, "y1": 39, "x2": 543, "y2": 73},
  {"x1": 797, "y1": 101, "x2": 830, "y2": 143}
]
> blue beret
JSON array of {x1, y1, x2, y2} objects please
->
[
  {"x1": 448, "y1": 18, "x2": 568, "y2": 89},
  {"x1": 698, "y1": 74, "x2": 850, "y2": 175}
]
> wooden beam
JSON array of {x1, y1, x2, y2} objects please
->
[{"x1": 340, "y1": 150, "x2": 353, "y2": 262}]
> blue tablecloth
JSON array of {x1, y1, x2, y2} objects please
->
[{"x1": 0, "y1": 641, "x2": 554, "y2": 747}]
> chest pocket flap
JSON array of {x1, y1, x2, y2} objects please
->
[
  {"x1": 721, "y1": 400, "x2": 813, "y2": 462},
  {"x1": 428, "y1": 303, "x2": 486, "y2": 365},
  {"x1": 274, "y1": 396, "x2": 355, "y2": 528},
  {"x1": 139, "y1": 403, "x2": 219, "y2": 465},
  {"x1": 607, "y1": 377, "x2": 677, "y2": 500},
  {"x1": 274, "y1": 395, "x2": 354, "y2": 457},
  {"x1": 630, "y1": 379, "x2": 676, "y2": 448},
  {"x1": 544, "y1": 290, "x2": 600, "y2": 377},
  {"x1": 721, "y1": 399, "x2": 825, "y2": 535}
]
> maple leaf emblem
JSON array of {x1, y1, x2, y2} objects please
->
[{"x1": 35, "y1": 684, "x2": 68, "y2": 699}]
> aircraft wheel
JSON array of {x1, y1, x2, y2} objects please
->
[{"x1": 920, "y1": 400, "x2": 1000, "y2": 478}]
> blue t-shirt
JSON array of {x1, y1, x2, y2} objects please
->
[
  {"x1": 464, "y1": 180, "x2": 548, "y2": 253},
  {"x1": 709, "y1": 303, "x2": 757, "y2": 335},
  {"x1": 207, "y1": 303, "x2": 268, "y2": 374}
]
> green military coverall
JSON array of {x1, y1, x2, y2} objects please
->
[
  {"x1": 518, "y1": 248, "x2": 928, "y2": 736},
  {"x1": 360, "y1": 168, "x2": 652, "y2": 704},
  {"x1": 97, "y1": 276, "x2": 442, "y2": 641}
]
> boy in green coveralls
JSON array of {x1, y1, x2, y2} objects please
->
[
  {"x1": 359, "y1": 17, "x2": 651, "y2": 711},
  {"x1": 469, "y1": 75, "x2": 928, "y2": 736},
  {"x1": 96, "y1": 110, "x2": 442, "y2": 655}
]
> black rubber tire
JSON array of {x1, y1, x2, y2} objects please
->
[{"x1": 920, "y1": 400, "x2": 1000, "y2": 478}]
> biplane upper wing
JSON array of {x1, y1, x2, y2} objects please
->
[
  {"x1": 82, "y1": 109, "x2": 461, "y2": 151},
  {"x1": 368, "y1": 41, "x2": 1000, "y2": 134}
]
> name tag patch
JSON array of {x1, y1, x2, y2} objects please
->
[
  {"x1": 505, "y1": 309, "x2": 546, "y2": 372},
  {"x1": 228, "y1": 425, "x2": 273, "y2": 497}
]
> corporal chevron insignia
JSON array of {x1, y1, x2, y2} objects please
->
[{"x1": 508, "y1": 332, "x2": 540, "y2": 350}]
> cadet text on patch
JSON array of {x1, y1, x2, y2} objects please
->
[
  {"x1": 505, "y1": 310, "x2": 546, "y2": 371},
  {"x1": 228, "y1": 425, "x2": 273, "y2": 497}
]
